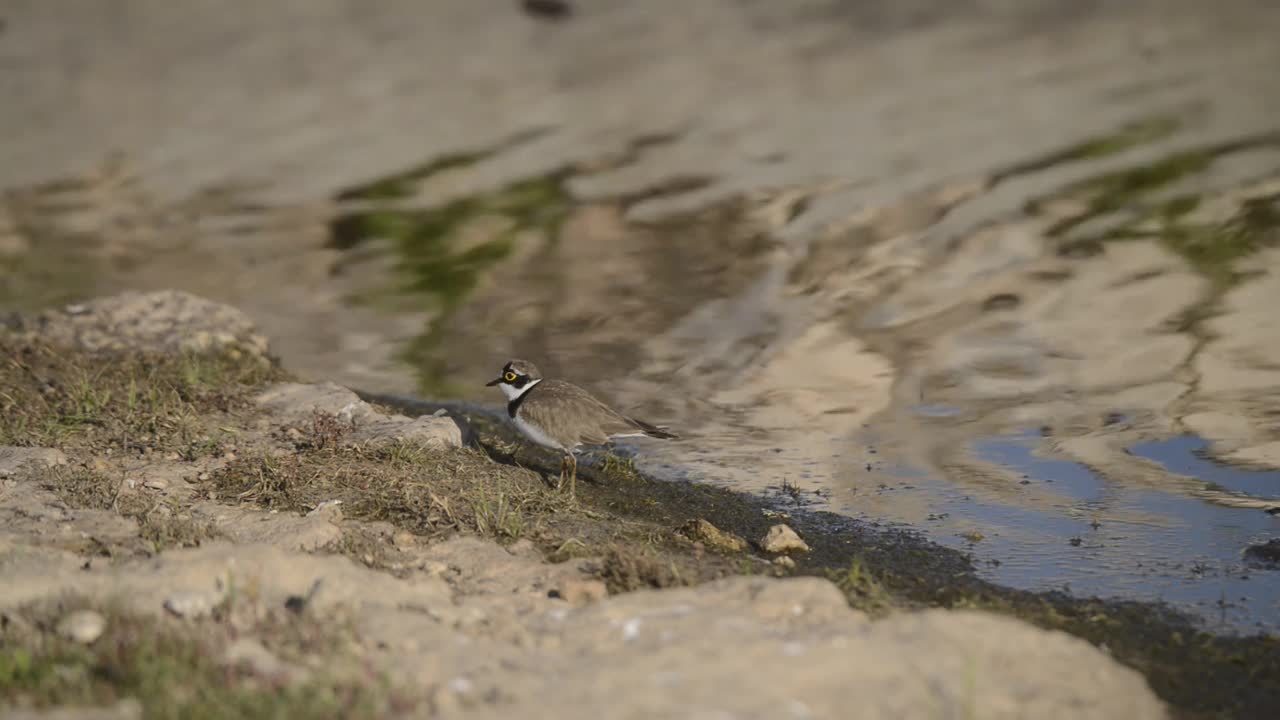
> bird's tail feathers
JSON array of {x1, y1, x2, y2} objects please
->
[{"x1": 627, "y1": 416, "x2": 679, "y2": 440}]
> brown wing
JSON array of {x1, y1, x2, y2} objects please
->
[{"x1": 523, "y1": 380, "x2": 641, "y2": 446}]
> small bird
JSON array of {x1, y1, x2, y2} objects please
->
[{"x1": 486, "y1": 358, "x2": 677, "y2": 495}]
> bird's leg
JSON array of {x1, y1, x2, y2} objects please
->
[
  {"x1": 552, "y1": 450, "x2": 573, "y2": 497},
  {"x1": 563, "y1": 450, "x2": 578, "y2": 497}
]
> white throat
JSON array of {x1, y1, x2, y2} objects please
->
[{"x1": 500, "y1": 377, "x2": 540, "y2": 402}]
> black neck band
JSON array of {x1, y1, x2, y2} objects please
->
[{"x1": 507, "y1": 384, "x2": 535, "y2": 418}]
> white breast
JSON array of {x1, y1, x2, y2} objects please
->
[{"x1": 512, "y1": 412, "x2": 566, "y2": 451}]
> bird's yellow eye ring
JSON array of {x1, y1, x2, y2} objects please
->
[{"x1": 504, "y1": 371, "x2": 517, "y2": 382}]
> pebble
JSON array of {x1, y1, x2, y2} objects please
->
[
  {"x1": 506, "y1": 538, "x2": 540, "y2": 558},
  {"x1": 163, "y1": 590, "x2": 222, "y2": 618},
  {"x1": 680, "y1": 519, "x2": 747, "y2": 553},
  {"x1": 760, "y1": 524, "x2": 811, "y2": 554},
  {"x1": 552, "y1": 579, "x2": 609, "y2": 606},
  {"x1": 306, "y1": 499, "x2": 344, "y2": 520},
  {"x1": 420, "y1": 560, "x2": 450, "y2": 576},
  {"x1": 57, "y1": 609, "x2": 106, "y2": 644},
  {"x1": 143, "y1": 477, "x2": 170, "y2": 490}
]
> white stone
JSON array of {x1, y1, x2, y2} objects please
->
[{"x1": 761, "y1": 524, "x2": 810, "y2": 553}]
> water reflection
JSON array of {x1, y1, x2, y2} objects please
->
[{"x1": 1130, "y1": 435, "x2": 1280, "y2": 501}]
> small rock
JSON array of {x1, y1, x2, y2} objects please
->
[
  {"x1": 57, "y1": 609, "x2": 106, "y2": 644},
  {"x1": 307, "y1": 499, "x2": 344, "y2": 519},
  {"x1": 377, "y1": 415, "x2": 463, "y2": 449},
  {"x1": 15, "y1": 291, "x2": 270, "y2": 357},
  {"x1": 143, "y1": 477, "x2": 170, "y2": 490},
  {"x1": 1244, "y1": 538, "x2": 1280, "y2": 568},
  {"x1": 679, "y1": 519, "x2": 747, "y2": 553},
  {"x1": 392, "y1": 530, "x2": 417, "y2": 549},
  {"x1": 256, "y1": 382, "x2": 462, "y2": 449},
  {"x1": 506, "y1": 538, "x2": 539, "y2": 558},
  {"x1": 163, "y1": 590, "x2": 223, "y2": 618},
  {"x1": 552, "y1": 579, "x2": 609, "y2": 606},
  {"x1": 774, "y1": 556, "x2": 797, "y2": 569},
  {"x1": 420, "y1": 560, "x2": 450, "y2": 576},
  {"x1": 760, "y1": 524, "x2": 810, "y2": 554}
]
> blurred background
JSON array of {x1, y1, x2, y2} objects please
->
[{"x1": 2, "y1": 0, "x2": 1279, "y2": 631}]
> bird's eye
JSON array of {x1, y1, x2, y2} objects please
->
[{"x1": 504, "y1": 371, "x2": 517, "y2": 382}]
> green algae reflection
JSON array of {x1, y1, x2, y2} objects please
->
[
  {"x1": 331, "y1": 166, "x2": 571, "y2": 396},
  {"x1": 1040, "y1": 132, "x2": 1280, "y2": 291},
  {"x1": 996, "y1": 115, "x2": 1183, "y2": 182}
]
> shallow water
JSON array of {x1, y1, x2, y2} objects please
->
[{"x1": 963, "y1": 431, "x2": 1277, "y2": 632}]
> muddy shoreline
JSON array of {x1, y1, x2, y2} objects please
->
[{"x1": 363, "y1": 391, "x2": 1279, "y2": 720}]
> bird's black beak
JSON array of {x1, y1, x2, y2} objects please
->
[{"x1": 485, "y1": 377, "x2": 503, "y2": 387}]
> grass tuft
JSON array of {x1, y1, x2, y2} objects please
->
[
  {"x1": 209, "y1": 443, "x2": 570, "y2": 542},
  {"x1": 597, "y1": 545, "x2": 689, "y2": 594},
  {"x1": 832, "y1": 557, "x2": 895, "y2": 618},
  {"x1": 0, "y1": 338, "x2": 284, "y2": 452}
]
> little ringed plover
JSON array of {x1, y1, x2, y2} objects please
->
[{"x1": 486, "y1": 358, "x2": 677, "y2": 495}]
